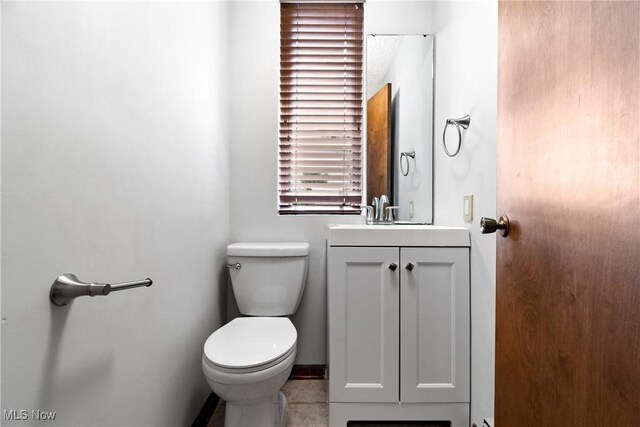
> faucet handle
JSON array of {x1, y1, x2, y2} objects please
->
[
  {"x1": 361, "y1": 205, "x2": 375, "y2": 224},
  {"x1": 384, "y1": 206, "x2": 399, "y2": 222}
]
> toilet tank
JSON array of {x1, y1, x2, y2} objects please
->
[{"x1": 227, "y1": 242, "x2": 310, "y2": 316}]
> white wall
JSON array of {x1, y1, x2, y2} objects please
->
[
  {"x1": 432, "y1": 1, "x2": 498, "y2": 425},
  {"x1": 228, "y1": 1, "x2": 434, "y2": 365},
  {"x1": 1, "y1": 2, "x2": 230, "y2": 425}
]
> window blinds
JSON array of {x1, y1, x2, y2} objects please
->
[{"x1": 279, "y1": 2, "x2": 364, "y2": 215}]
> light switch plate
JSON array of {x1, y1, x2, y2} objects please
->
[{"x1": 463, "y1": 194, "x2": 473, "y2": 222}]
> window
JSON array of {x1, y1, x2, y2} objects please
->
[{"x1": 279, "y1": 2, "x2": 364, "y2": 215}]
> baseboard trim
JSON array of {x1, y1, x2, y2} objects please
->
[
  {"x1": 289, "y1": 364, "x2": 327, "y2": 380},
  {"x1": 191, "y1": 392, "x2": 220, "y2": 427}
]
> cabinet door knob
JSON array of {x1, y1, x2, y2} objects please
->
[
  {"x1": 405, "y1": 262, "x2": 415, "y2": 271},
  {"x1": 388, "y1": 262, "x2": 398, "y2": 271}
]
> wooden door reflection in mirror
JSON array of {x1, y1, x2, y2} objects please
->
[{"x1": 366, "y1": 83, "x2": 392, "y2": 202}]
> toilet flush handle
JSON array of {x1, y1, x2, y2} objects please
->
[{"x1": 226, "y1": 263, "x2": 241, "y2": 270}]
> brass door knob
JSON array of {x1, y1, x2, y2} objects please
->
[{"x1": 480, "y1": 215, "x2": 510, "y2": 237}]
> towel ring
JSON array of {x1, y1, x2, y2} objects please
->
[
  {"x1": 443, "y1": 115, "x2": 470, "y2": 157},
  {"x1": 400, "y1": 149, "x2": 415, "y2": 176}
]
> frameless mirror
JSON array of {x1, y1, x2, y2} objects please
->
[{"x1": 366, "y1": 34, "x2": 434, "y2": 224}]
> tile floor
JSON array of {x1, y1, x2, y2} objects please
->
[{"x1": 207, "y1": 379, "x2": 328, "y2": 427}]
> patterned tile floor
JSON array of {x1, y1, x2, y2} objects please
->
[{"x1": 207, "y1": 380, "x2": 328, "y2": 427}]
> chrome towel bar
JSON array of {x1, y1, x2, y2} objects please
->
[{"x1": 49, "y1": 273, "x2": 153, "y2": 306}]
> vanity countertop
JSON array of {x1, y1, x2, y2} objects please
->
[{"x1": 327, "y1": 224, "x2": 471, "y2": 247}]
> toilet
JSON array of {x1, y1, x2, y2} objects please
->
[{"x1": 202, "y1": 242, "x2": 310, "y2": 427}]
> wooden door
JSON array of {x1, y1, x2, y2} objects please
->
[
  {"x1": 496, "y1": 2, "x2": 640, "y2": 426},
  {"x1": 366, "y1": 83, "x2": 391, "y2": 201},
  {"x1": 328, "y1": 246, "x2": 400, "y2": 402},
  {"x1": 400, "y1": 247, "x2": 470, "y2": 404}
]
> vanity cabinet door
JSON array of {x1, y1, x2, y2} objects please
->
[
  {"x1": 328, "y1": 246, "x2": 400, "y2": 403},
  {"x1": 400, "y1": 247, "x2": 470, "y2": 403}
]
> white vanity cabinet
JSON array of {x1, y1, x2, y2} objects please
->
[{"x1": 327, "y1": 225, "x2": 471, "y2": 426}]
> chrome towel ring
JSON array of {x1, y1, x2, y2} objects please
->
[
  {"x1": 443, "y1": 115, "x2": 470, "y2": 157},
  {"x1": 400, "y1": 149, "x2": 416, "y2": 176}
]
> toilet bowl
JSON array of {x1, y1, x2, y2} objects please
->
[
  {"x1": 202, "y1": 317, "x2": 297, "y2": 427},
  {"x1": 201, "y1": 242, "x2": 310, "y2": 427}
]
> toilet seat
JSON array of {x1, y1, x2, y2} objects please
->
[
  {"x1": 203, "y1": 317, "x2": 297, "y2": 374},
  {"x1": 203, "y1": 344, "x2": 296, "y2": 374}
]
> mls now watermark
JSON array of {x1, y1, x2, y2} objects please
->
[{"x1": 3, "y1": 409, "x2": 57, "y2": 421}]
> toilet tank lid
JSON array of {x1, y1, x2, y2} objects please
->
[{"x1": 227, "y1": 242, "x2": 310, "y2": 257}]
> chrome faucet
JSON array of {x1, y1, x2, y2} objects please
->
[{"x1": 362, "y1": 195, "x2": 398, "y2": 225}]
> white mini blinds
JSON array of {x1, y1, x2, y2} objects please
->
[{"x1": 278, "y1": 2, "x2": 364, "y2": 215}]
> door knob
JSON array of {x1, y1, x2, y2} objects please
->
[
  {"x1": 480, "y1": 215, "x2": 510, "y2": 237},
  {"x1": 405, "y1": 262, "x2": 415, "y2": 271},
  {"x1": 388, "y1": 262, "x2": 398, "y2": 271}
]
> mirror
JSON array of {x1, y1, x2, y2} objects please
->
[{"x1": 366, "y1": 34, "x2": 434, "y2": 223}]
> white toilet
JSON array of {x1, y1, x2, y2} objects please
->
[{"x1": 202, "y1": 242, "x2": 310, "y2": 427}]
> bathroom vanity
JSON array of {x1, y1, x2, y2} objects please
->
[{"x1": 327, "y1": 225, "x2": 471, "y2": 426}]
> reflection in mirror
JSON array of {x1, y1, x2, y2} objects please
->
[
  {"x1": 366, "y1": 83, "x2": 392, "y2": 203},
  {"x1": 366, "y1": 34, "x2": 434, "y2": 223}
]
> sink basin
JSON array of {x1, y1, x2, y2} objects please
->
[{"x1": 327, "y1": 224, "x2": 470, "y2": 247}]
